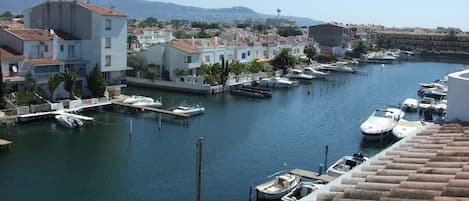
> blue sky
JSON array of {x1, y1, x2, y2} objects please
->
[{"x1": 154, "y1": 0, "x2": 468, "y2": 30}]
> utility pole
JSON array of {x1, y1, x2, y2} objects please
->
[{"x1": 195, "y1": 137, "x2": 204, "y2": 201}]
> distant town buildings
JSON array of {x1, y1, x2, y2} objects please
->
[
  {"x1": 308, "y1": 23, "x2": 350, "y2": 57},
  {"x1": 0, "y1": 1, "x2": 129, "y2": 97},
  {"x1": 128, "y1": 27, "x2": 175, "y2": 50}
]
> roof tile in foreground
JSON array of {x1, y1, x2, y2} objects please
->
[{"x1": 309, "y1": 123, "x2": 469, "y2": 201}]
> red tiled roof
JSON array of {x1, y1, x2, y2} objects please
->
[
  {"x1": 27, "y1": 59, "x2": 63, "y2": 66},
  {"x1": 0, "y1": 45, "x2": 24, "y2": 60},
  {"x1": 314, "y1": 123, "x2": 469, "y2": 201},
  {"x1": 170, "y1": 39, "x2": 200, "y2": 54},
  {"x1": 55, "y1": 30, "x2": 80, "y2": 40},
  {"x1": 78, "y1": 2, "x2": 127, "y2": 17},
  {"x1": 7, "y1": 29, "x2": 52, "y2": 41}
]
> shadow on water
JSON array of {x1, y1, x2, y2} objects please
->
[{"x1": 359, "y1": 134, "x2": 400, "y2": 155}]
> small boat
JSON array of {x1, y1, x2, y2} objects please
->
[
  {"x1": 392, "y1": 119, "x2": 426, "y2": 138},
  {"x1": 360, "y1": 109, "x2": 399, "y2": 140},
  {"x1": 256, "y1": 173, "x2": 301, "y2": 200},
  {"x1": 401, "y1": 98, "x2": 419, "y2": 111},
  {"x1": 132, "y1": 97, "x2": 162, "y2": 108},
  {"x1": 258, "y1": 77, "x2": 297, "y2": 88},
  {"x1": 386, "y1": 106, "x2": 405, "y2": 120},
  {"x1": 284, "y1": 69, "x2": 315, "y2": 81},
  {"x1": 318, "y1": 63, "x2": 355, "y2": 73},
  {"x1": 419, "y1": 97, "x2": 435, "y2": 110},
  {"x1": 365, "y1": 54, "x2": 397, "y2": 64},
  {"x1": 123, "y1": 95, "x2": 146, "y2": 104},
  {"x1": 55, "y1": 114, "x2": 83, "y2": 128},
  {"x1": 327, "y1": 153, "x2": 368, "y2": 177},
  {"x1": 172, "y1": 103, "x2": 205, "y2": 116},
  {"x1": 433, "y1": 101, "x2": 447, "y2": 114},
  {"x1": 303, "y1": 66, "x2": 329, "y2": 78},
  {"x1": 281, "y1": 182, "x2": 324, "y2": 201}
]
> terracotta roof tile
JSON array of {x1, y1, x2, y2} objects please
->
[
  {"x1": 8, "y1": 29, "x2": 52, "y2": 41},
  {"x1": 77, "y1": 2, "x2": 127, "y2": 17},
  {"x1": 312, "y1": 124, "x2": 469, "y2": 201},
  {"x1": 27, "y1": 59, "x2": 63, "y2": 66},
  {"x1": 170, "y1": 39, "x2": 200, "y2": 54},
  {"x1": 0, "y1": 46, "x2": 24, "y2": 60}
]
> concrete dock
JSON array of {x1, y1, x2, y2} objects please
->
[
  {"x1": 290, "y1": 168, "x2": 335, "y2": 183},
  {"x1": 111, "y1": 101, "x2": 189, "y2": 118}
]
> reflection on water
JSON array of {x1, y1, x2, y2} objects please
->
[{"x1": 0, "y1": 62, "x2": 465, "y2": 201}]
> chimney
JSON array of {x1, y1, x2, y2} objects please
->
[
  {"x1": 215, "y1": 36, "x2": 218, "y2": 45},
  {"x1": 192, "y1": 36, "x2": 195, "y2": 46},
  {"x1": 109, "y1": 5, "x2": 115, "y2": 13}
]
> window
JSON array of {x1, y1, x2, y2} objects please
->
[
  {"x1": 105, "y1": 55, "x2": 111, "y2": 66},
  {"x1": 105, "y1": 19, "x2": 111, "y2": 30},
  {"x1": 184, "y1": 56, "x2": 192, "y2": 63},
  {"x1": 60, "y1": 45, "x2": 64, "y2": 52},
  {"x1": 247, "y1": 51, "x2": 251, "y2": 56},
  {"x1": 205, "y1": 55, "x2": 210, "y2": 63},
  {"x1": 44, "y1": 45, "x2": 48, "y2": 52},
  {"x1": 68, "y1": 45, "x2": 75, "y2": 58},
  {"x1": 105, "y1": 37, "x2": 111, "y2": 48},
  {"x1": 241, "y1": 53, "x2": 246, "y2": 59}
]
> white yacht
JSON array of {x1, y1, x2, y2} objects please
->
[
  {"x1": 402, "y1": 98, "x2": 419, "y2": 111},
  {"x1": 256, "y1": 173, "x2": 301, "y2": 200},
  {"x1": 284, "y1": 69, "x2": 315, "y2": 81},
  {"x1": 258, "y1": 77, "x2": 297, "y2": 88},
  {"x1": 419, "y1": 97, "x2": 435, "y2": 110},
  {"x1": 172, "y1": 105, "x2": 205, "y2": 116},
  {"x1": 55, "y1": 114, "x2": 84, "y2": 129},
  {"x1": 303, "y1": 66, "x2": 329, "y2": 78},
  {"x1": 366, "y1": 54, "x2": 397, "y2": 64},
  {"x1": 132, "y1": 97, "x2": 162, "y2": 108},
  {"x1": 360, "y1": 109, "x2": 399, "y2": 140},
  {"x1": 318, "y1": 63, "x2": 355, "y2": 73},
  {"x1": 123, "y1": 95, "x2": 146, "y2": 104},
  {"x1": 327, "y1": 153, "x2": 368, "y2": 177}
]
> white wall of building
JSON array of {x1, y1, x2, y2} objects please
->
[
  {"x1": 446, "y1": 69, "x2": 469, "y2": 122},
  {"x1": 23, "y1": 41, "x2": 54, "y2": 59},
  {"x1": 98, "y1": 15, "x2": 127, "y2": 73}
]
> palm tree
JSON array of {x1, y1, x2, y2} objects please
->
[
  {"x1": 303, "y1": 44, "x2": 317, "y2": 64},
  {"x1": 63, "y1": 71, "x2": 77, "y2": 99},
  {"x1": 47, "y1": 74, "x2": 63, "y2": 102},
  {"x1": 271, "y1": 48, "x2": 297, "y2": 73}
]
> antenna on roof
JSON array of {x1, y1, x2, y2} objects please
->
[
  {"x1": 110, "y1": 5, "x2": 115, "y2": 13},
  {"x1": 86, "y1": 0, "x2": 90, "y2": 4}
]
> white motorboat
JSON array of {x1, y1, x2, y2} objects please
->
[
  {"x1": 132, "y1": 97, "x2": 162, "y2": 108},
  {"x1": 419, "y1": 97, "x2": 435, "y2": 110},
  {"x1": 402, "y1": 98, "x2": 419, "y2": 111},
  {"x1": 284, "y1": 69, "x2": 315, "y2": 81},
  {"x1": 360, "y1": 109, "x2": 399, "y2": 140},
  {"x1": 172, "y1": 104, "x2": 205, "y2": 116},
  {"x1": 55, "y1": 114, "x2": 83, "y2": 129},
  {"x1": 281, "y1": 182, "x2": 324, "y2": 201},
  {"x1": 433, "y1": 101, "x2": 447, "y2": 114},
  {"x1": 258, "y1": 77, "x2": 297, "y2": 88},
  {"x1": 392, "y1": 119, "x2": 427, "y2": 139},
  {"x1": 366, "y1": 54, "x2": 397, "y2": 64},
  {"x1": 256, "y1": 173, "x2": 301, "y2": 200},
  {"x1": 327, "y1": 153, "x2": 368, "y2": 177},
  {"x1": 303, "y1": 66, "x2": 329, "y2": 78},
  {"x1": 386, "y1": 106, "x2": 405, "y2": 120},
  {"x1": 318, "y1": 63, "x2": 355, "y2": 73},
  {"x1": 123, "y1": 95, "x2": 146, "y2": 104}
]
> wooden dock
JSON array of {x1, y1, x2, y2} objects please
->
[
  {"x1": 0, "y1": 138, "x2": 12, "y2": 150},
  {"x1": 111, "y1": 101, "x2": 190, "y2": 118},
  {"x1": 290, "y1": 168, "x2": 335, "y2": 183}
]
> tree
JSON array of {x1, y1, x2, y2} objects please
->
[
  {"x1": 0, "y1": 11, "x2": 13, "y2": 19},
  {"x1": 145, "y1": 64, "x2": 159, "y2": 81},
  {"x1": 86, "y1": 66, "x2": 107, "y2": 98},
  {"x1": 127, "y1": 54, "x2": 141, "y2": 69},
  {"x1": 229, "y1": 61, "x2": 246, "y2": 76},
  {"x1": 47, "y1": 74, "x2": 63, "y2": 102},
  {"x1": 353, "y1": 41, "x2": 367, "y2": 58},
  {"x1": 63, "y1": 71, "x2": 78, "y2": 99},
  {"x1": 303, "y1": 44, "x2": 317, "y2": 64},
  {"x1": 377, "y1": 36, "x2": 393, "y2": 49},
  {"x1": 24, "y1": 71, "x2": 36, "y2": 91},
  {"x1": 247, "y1": 59, "x2": 265, "y2": 73},
  {"x1": 127, "y1": 35, "x2": 138, "y2": 50},
  {"x1": 270, "y1": 48, "x2": 297, "y2": 72}
]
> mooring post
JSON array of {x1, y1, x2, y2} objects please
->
[
  {"x1": 158, "y1": 113, "x2": 162, "y2": 130},
  {"x1": 195, "y1": 137, "x2": 204, "y2": 201},
  {"x1": 324, "y1": 145, "x2": 329, "y2": 169},
  {"x1": 130, "y1": 119, "x2": 133, "y2": 136}
]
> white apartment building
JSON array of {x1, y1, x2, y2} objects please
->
[
  {"x1": 139, "y1": 36, "x2": 307, "y2": 84},
  {"x1": 23, "y1": 0, "x2": 129, "y2": 81},
  {"x1": 131, "y1": 27, "x2": 175, "y2": 50}
]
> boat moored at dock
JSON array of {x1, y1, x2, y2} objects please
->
[
  {"x1": 327, "y1": 153, "x2": 368, "y2": 177},
  {"x1": 360, "y1": 109, "x2": 399, "y2": 140},
  {"x1": 256, "y1": 173, "x2": 301, "y2": 200}
]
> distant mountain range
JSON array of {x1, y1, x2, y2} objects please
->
[{"x1": 0, "y1": 0, "x2": 322, "y2": 26}]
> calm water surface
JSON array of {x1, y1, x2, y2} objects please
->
[{"x1": 0, "y1": 62, "x2": 465, "y2": 201}]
